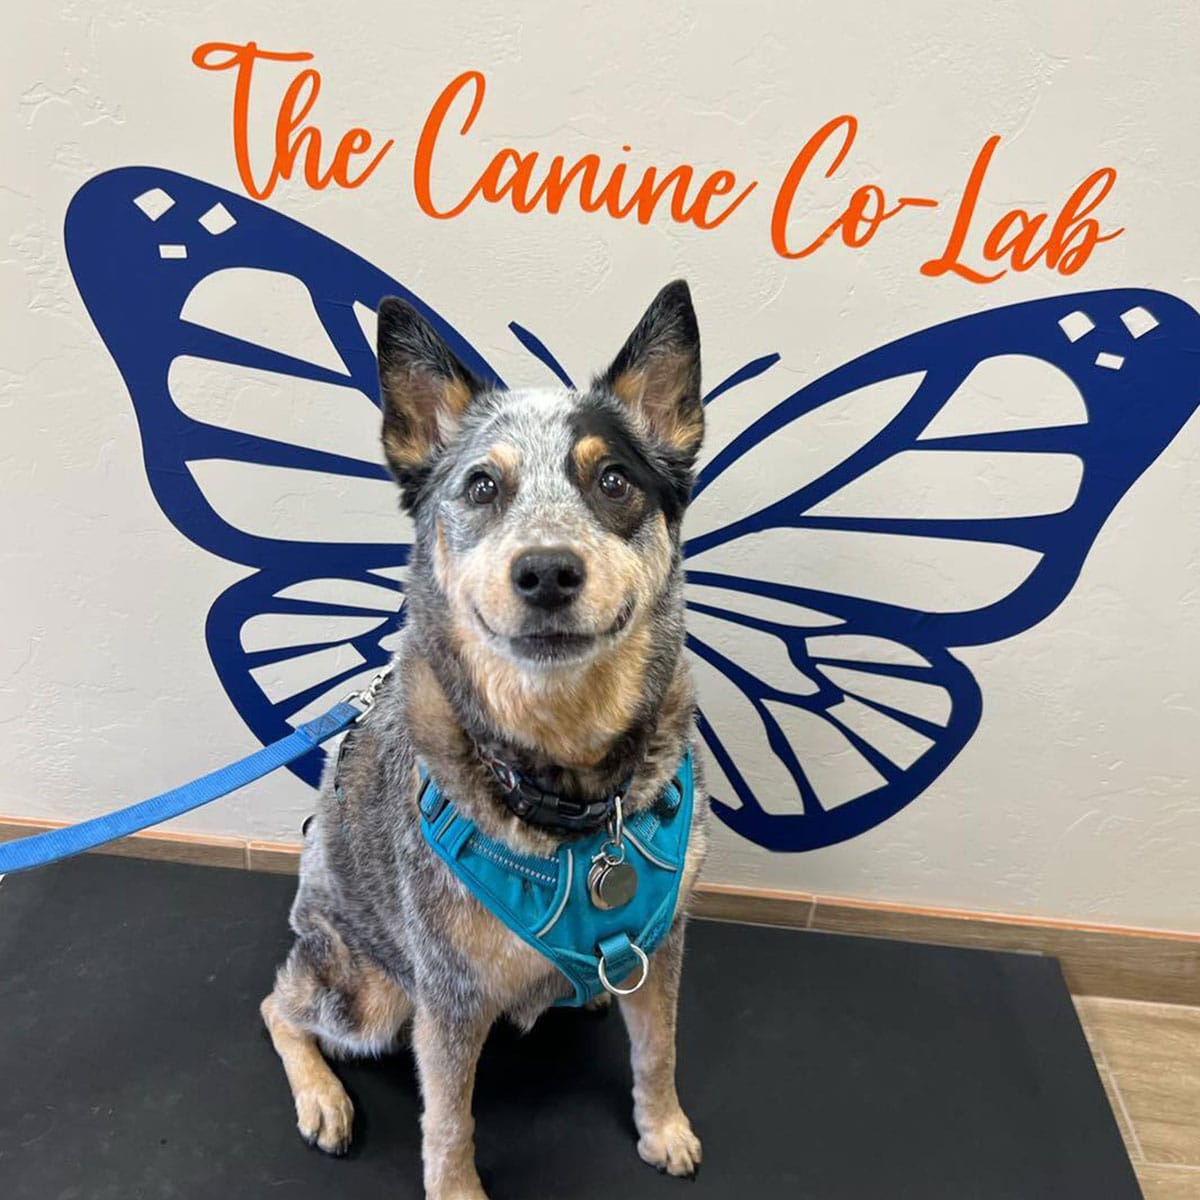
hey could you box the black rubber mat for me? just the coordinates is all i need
[0,855,1140,1199]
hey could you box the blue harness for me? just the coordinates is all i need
[418,748,695,1006]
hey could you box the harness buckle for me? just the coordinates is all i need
[417,775,446,822]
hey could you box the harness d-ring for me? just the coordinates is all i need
[597,942,649,996]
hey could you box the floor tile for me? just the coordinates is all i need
[1077,998,1200,1166]
[1135,1164,1200,1199]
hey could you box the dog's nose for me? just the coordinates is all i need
[510,548,587,609]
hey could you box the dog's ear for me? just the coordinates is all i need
[600,280,703,462]
[377,297,484,481]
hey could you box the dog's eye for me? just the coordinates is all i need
[466,472,498,505]
[598,467,632,501]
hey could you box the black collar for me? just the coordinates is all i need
[335,724,629,834]
[479,753,630,833]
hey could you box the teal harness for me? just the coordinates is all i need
[418,748,695,1006]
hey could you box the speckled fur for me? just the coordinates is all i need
[262,281,709,1198]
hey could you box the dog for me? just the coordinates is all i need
[261,280,710,1200]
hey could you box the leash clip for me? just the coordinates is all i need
[346,662,395,720]
[345,596,406,720]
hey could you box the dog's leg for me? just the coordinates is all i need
[618,925,702,1178]
[261,991,355,1155]
[261,929,412,1155]
[412,1003,492,1200]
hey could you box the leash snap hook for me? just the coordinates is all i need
[346,662,395,720]
[345,596,405,720]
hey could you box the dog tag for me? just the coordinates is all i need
[588,854,639,910]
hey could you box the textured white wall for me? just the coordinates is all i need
[2,0,1198,931]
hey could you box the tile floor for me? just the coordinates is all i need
[1075,997,1200,1198]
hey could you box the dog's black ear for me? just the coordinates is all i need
[377,297,484,481]
[600,280,703,462]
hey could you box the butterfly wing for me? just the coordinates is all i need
[65,166,501,780]
[205,567,407,786]
[683,578,983,852]
[686,290,1200,849]
[66,166,500,571]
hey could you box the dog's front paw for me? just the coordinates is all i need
[637,1111,702,1178]
[294,1077,355,1156]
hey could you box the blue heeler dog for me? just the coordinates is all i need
[261,281,710,1199]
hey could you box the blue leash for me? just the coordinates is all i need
[0,670,391,877]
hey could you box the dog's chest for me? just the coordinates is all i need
[446,891,556,1000]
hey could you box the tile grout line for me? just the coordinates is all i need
[1081,1012,1108,1070]
[1086,994,1200,1016]
[1103,1066,1146,1162]
[1138,1163,1200,1175]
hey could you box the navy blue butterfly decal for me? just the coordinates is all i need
[65,167,1200,851]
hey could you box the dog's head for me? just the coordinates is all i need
[377,282,702,742]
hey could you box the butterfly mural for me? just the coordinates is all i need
[65,167,1200,852]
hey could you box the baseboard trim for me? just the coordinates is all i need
[2,817,1195,1005]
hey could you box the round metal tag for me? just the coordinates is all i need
[587,859,639,910]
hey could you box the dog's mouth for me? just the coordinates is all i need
[476,597,636,663]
